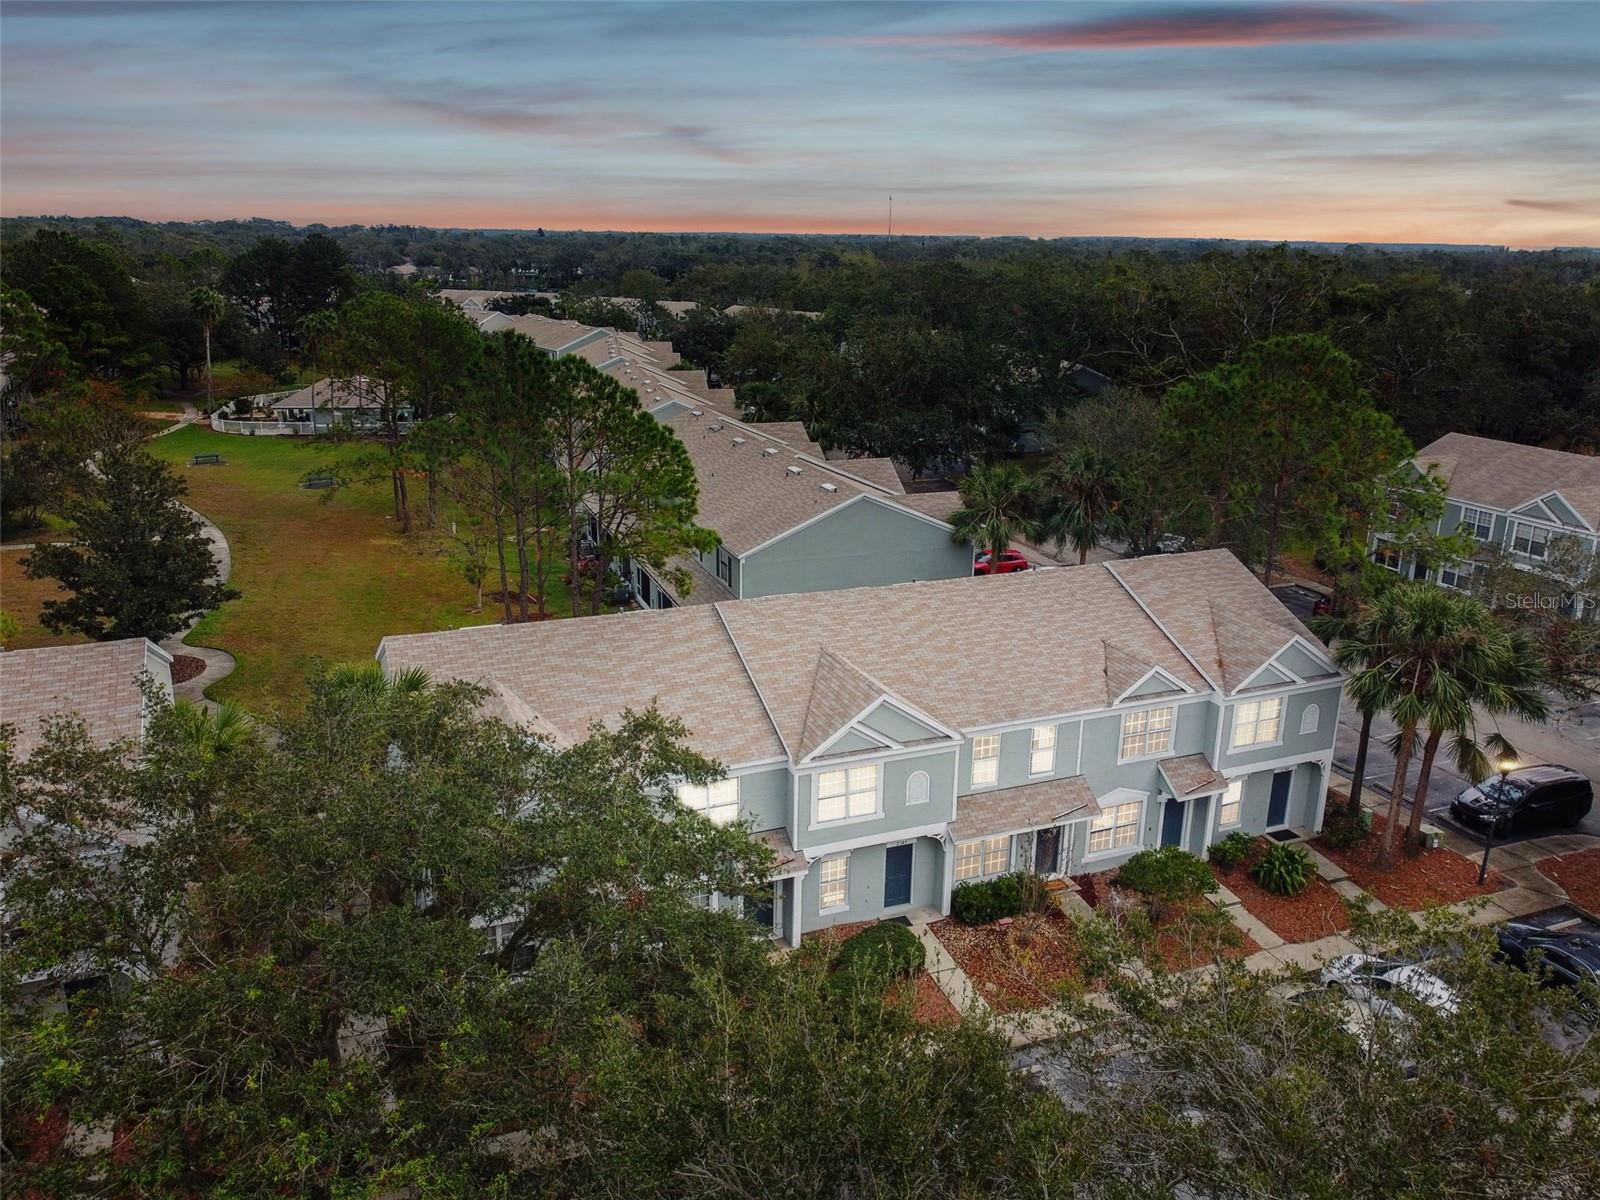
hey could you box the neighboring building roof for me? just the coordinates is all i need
[268,376,385,411]
[1413,432,1600,529]
[379,551,1337,769]
[723,304,822,320]
[439,289,515,308]
[0,639,172,757]
[948,776,1100,841]
[889,490,963,523]
[1159,753,1228,799]
[376,606,786,767]
[645,554,734,608]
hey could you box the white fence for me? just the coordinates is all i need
[210,418,316,436]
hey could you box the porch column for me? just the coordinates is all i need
[1313,757,1332,832]
[939,835,955,915]
[788,875,804,949]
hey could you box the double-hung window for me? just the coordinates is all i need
[1440,560,1478,591]
[1373,540,1402,572]
[1231,697,1284,750]
[1458,506,1492,541]
[1088,800,1143,855]
[1218,779,1243,828]
[1030,725,1057,775]
[1512,521,1550,560]
[816,765,877,823]
[971,734,1000,787]
[954,835,1011,882]
[677,777,739,826]
[1119,706,1174,760]
[819,856,849,910]
[715,546,734,586]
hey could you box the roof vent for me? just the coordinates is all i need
[690,409,703,418]
[761,447,779,456]
[709,423,723,432]
[818,482,838,493]
[786,465,803,476]
[731,436,746,446]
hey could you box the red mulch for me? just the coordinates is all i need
[1312,814,1502,910]
[1534,848,1600,913]
[802,920,875,952]
[1213,846,1351,944]
[170,654,207,684]
[893,969,960,1027]
[930,911,1091,1013]
[1080,878,1259,971]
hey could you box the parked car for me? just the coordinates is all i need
[1311,594,1333,617]
[975,549,1031,575]
[1320,953,1460,1017]
[1449,765,1593,835]
[1496,923,1600,990]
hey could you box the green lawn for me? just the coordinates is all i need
[148,427,543,715]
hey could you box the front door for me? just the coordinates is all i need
[883,843,913,908]
[1161,800,1185,847]
[1267,770,1293,828]
[1034,825,1062,875]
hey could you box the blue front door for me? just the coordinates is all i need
[1268,770,1293,827]
[1161,800,1185,847]
[884,843,913,908]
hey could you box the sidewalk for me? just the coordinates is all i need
[158,503,236,709]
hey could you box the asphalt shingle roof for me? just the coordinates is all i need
[947,776,1099,841]
[1414,432,1600,529]
[0,640,167,757]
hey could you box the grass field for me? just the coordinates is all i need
[140,426,517,714]
[1,549,81,649]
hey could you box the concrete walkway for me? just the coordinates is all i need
[159,503,236,710]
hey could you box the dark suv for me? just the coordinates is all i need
[1450,765,1593,835]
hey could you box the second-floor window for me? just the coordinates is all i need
[1030,725,1056,775]
[1512,521,1550,560]
[971,734,1000,786]
[954,835,1011,881]
[715,546,734,586]
[817,765,878,822]
[1231,697,1284,749]
[677,777,739,826]
[1119,706,1174,760]
[1459,506,1492,540]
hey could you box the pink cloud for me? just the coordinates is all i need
[855,4,1482,53]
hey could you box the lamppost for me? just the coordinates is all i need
[1478,756,1517,886]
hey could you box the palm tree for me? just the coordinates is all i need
[1040,447,1129,565]
[1316,607,1387,823]
[171,699,253,762]
[949,461,1041,575]
[187,287,227,411]
[297,309,339,426]
[324,661,431,697]
[1338,583,1548,869]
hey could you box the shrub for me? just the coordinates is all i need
[1207,831,1258,871]
[951,872,1026,924]
[1320,805,1372,851]
[832,922,925,995]
[1116,847,1216,905]
[1252,843,1314,896]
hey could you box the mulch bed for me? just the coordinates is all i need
[1533,848,1600,913]
[894,970,961,1027]
[801,920,875,952]
[1079,878,1259,971]
[930,911,1090,1013]
[1313,813,1502,910]
[1213,846,1351,944]
[170,654,207,684]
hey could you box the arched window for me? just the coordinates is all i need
[1299,704,1320,736]
[906,769,930,806]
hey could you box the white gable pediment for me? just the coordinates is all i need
[1233,635,1339,694]
[1113,666,1193,706]
[805,695,960,763]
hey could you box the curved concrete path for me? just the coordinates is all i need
[159,502,236,710]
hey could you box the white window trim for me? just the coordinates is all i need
[970,733,1000,789]
[905,769,931,806]
[1511,519,1552,560]
[1029,724,1057,777]
[1458,505,1493,540]
[954,834,1012,883]
[1216,779,1244,830]
[1116,705,1176,765]
[1229,697,1285,753]
[811,763,883,829]
[676,776,740,826]
[818,854,850,913]
[1081,791,1149,862]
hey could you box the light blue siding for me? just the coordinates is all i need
[736,767,790,832]
[1216,685,1341,771]
[799,836,944,930]
[739,498,971,599]
[792,749,956,853]
[859,703,946,744]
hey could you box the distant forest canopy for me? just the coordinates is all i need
[3,213,1597,461]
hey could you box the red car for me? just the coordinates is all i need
[975,549,1031,575]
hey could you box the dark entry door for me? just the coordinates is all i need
[1034,825,1061,875]
[884,844,913,908]
[1267,770,1293,827]
[1161,800,1185,847]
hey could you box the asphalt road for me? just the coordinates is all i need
[1270,586,1600,844]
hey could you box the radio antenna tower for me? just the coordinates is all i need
[888,195,893,238]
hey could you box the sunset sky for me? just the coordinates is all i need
[3,1,1596,247]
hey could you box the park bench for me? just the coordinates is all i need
[190,453,225,466]
[302,474,336,490]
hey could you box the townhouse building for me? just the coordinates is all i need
[377,550,1343,945]
[0,639,174,757]
[1376,432,1600,607]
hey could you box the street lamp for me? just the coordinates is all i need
[1478,756,1517,886]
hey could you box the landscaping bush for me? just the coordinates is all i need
[831,922,925,995]
[1207,831,1258,871]
[1252,843,1314,896]
[1320,805,1372,851]
[951,872,1026,924]
[1117,847,1216,903]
